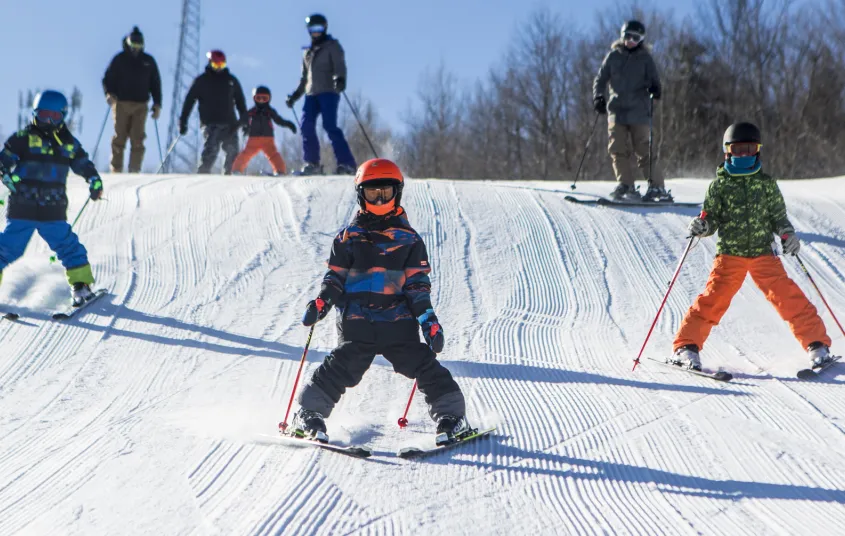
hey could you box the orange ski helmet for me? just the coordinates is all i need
[354,158,405,215]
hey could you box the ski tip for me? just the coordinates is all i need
[3,312,20,321]
[712,372,733,382]
[797,369,816,380]
[52,313,70,320]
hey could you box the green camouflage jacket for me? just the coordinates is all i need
[702,165,794,257]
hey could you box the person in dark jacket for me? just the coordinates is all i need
[287,158,471,446]
[179,50,248,174]
[285,13,356,175]
[102,26,162,173]
[0,91,103,307]
[593,20,672,203]
[232,86,297,175]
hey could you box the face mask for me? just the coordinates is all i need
[729,155,757,168]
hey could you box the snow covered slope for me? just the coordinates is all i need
[0,174,844,535]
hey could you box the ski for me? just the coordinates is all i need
[797,355,842,380]
[52,288,108,321]
[646,357,733,382]
[2,312,20,321]
[564,195,702,208]
[258,433,372,459]
[398,427,496,459]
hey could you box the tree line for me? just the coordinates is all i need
[286,0,844,181]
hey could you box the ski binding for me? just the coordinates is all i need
[646,357,733,382]
[797,355,841,380]
[52,288,108,320]
[398,427,496,459]
[260,432,372,459]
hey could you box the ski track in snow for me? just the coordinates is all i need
[0,175,844,534]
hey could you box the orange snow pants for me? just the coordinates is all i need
[674,254,831,351]
[232,136,286,174]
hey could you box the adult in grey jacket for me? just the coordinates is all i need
[593,20,672,202]
[286,13,356,175]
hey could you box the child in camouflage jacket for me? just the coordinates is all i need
[672,122,832,371]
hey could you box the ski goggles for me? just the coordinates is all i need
[254,94,270,104]
[725,142,761,157]
[308,24,326,34]
[361,184,396,204]
[35,109,64,125]
[210,60,227,71]
[127,40,144,51]
[622,32,644,44]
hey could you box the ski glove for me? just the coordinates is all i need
[106,94,116,106]
[418,309,445,354]
[2,173,20,194]
[179,122,188,136]
[593,96,607,115]
[688,216,710,237]
[333,76,346,93]
[285,90,303,109]
[781,231,800,255]
[302,298,332,326]
[151,105,162,120]
[282,119,297,134]
[88,176,104,201]
[649,86,661,100]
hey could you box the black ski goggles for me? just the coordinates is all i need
[361,184,396,204]
[622,32,644,44]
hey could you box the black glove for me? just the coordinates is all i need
[282,120,297,134]
[88,176,104,201]
[302,298,332,326]
[241,120,249,135]
[593,96,607,114]
[333,76,346,93]
[649,86,661,100]
[179,122,188,136]
[286,90,303,109]
[418,310,445,354]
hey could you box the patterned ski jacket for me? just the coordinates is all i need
[318,208,433,344]
[702,165,794,258]
[0,125,98,221]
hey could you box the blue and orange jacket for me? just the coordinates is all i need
[0,124,98,221]
[318,208,434,344]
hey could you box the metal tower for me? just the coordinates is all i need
[165,0,201,172]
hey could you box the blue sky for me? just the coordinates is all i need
[1,0,693,170]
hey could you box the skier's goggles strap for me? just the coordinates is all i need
[36,109,63,124]
[725,142,762,157]
[362,185,396,203]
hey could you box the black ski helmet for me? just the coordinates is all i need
[306,13,327,30]
[621,20,646,36]
[723,122,761,147]
[253,86,271,99]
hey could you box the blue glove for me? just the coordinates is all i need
[2,173,20,193]
[88,176,103,200]
[418,309,445,354]
[302,298,331,326]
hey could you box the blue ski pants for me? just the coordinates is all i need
[0,219,89,271]
[301,93,356,168]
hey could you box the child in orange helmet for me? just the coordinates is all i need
[232,86,296,175]
[289,158,471,445]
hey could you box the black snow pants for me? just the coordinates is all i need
[199,123,240,174]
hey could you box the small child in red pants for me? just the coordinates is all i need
[232,86,297,175]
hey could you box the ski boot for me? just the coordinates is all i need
[671,344,702,371]
[435,415,473,446]
[290,408,329,443]
[297,162,323,176]
[808,341,833,368]
[609,183,642,202]
[335,164,356,175]
[642,186,674,203]
[71,283,96,307]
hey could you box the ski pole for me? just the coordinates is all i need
[278,325,315,432]
[90,106,111,166]
[648,94,654,188]
[791,251,845,339]
[342,92,379,158]
[570,113,601,190]
[154,119,164,163]
[632,212,705,371]
[292,107,301,130]
[156,135,182,174]
[49,198,91,263]
[397,381,417,428]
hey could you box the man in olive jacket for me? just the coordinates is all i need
[286,13,356,175]
[102,26,162,173]
[593,20,671,202]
